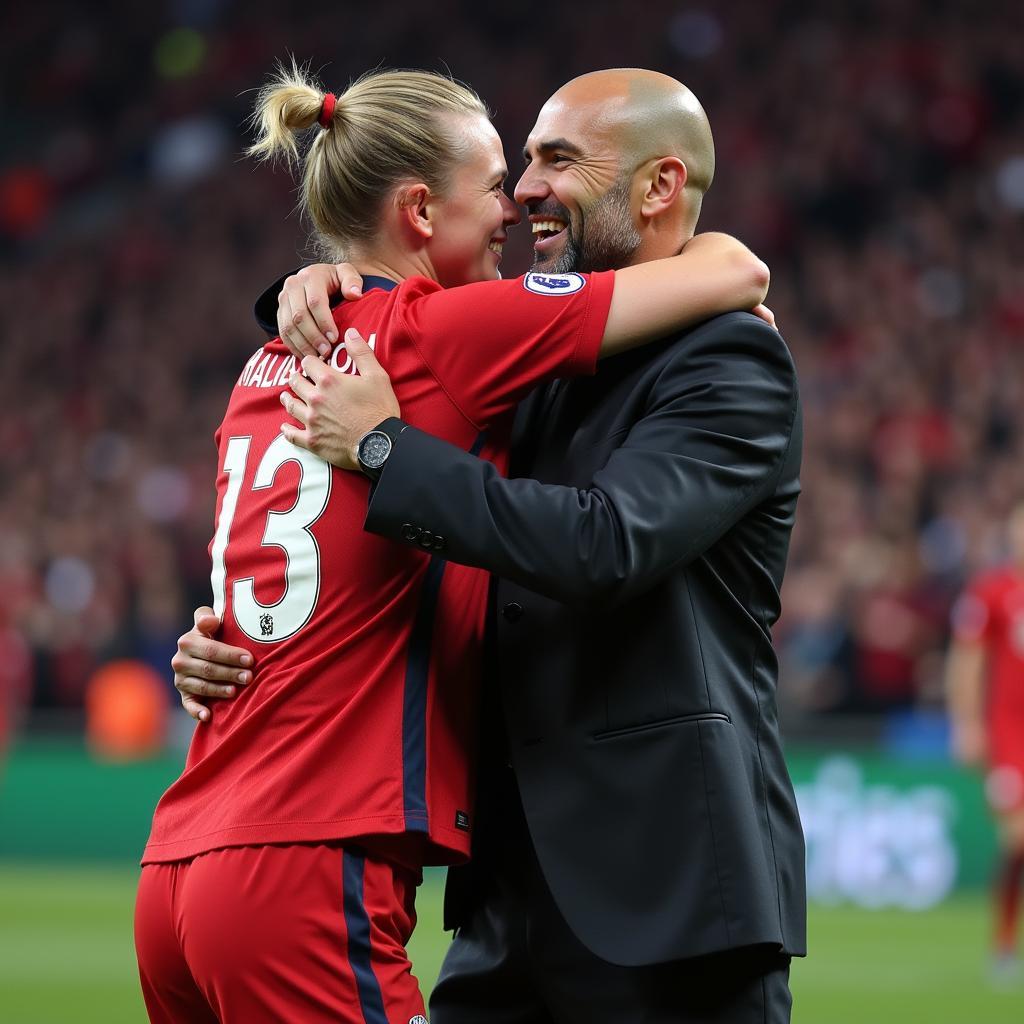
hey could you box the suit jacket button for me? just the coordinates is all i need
[402,523,421,542]
[432,535,446,551]
[417,530,436,550]
[502,602,524,622]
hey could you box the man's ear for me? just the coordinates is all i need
[396,183,434,240]
[639,157,687,219]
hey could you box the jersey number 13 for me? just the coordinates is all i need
[209,434,331,643]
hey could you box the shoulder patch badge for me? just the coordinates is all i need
[523,272,586,296]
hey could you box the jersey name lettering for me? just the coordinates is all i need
[237,334,379,389]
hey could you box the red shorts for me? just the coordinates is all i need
[134,843,426,1024]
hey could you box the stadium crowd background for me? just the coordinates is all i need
[1,0,1023,738]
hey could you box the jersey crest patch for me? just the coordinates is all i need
[523,272,586,296]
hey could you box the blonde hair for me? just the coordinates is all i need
[249,61,489,259]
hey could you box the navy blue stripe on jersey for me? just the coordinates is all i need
[402,554,445,832]
[361,275,399,293]
[401,430,488,832]
[342,851,388,1024]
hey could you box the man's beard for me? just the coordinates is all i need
[532,176,641,275]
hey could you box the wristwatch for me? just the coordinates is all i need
[356,417,407,482]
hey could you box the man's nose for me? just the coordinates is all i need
[513,167,547,207]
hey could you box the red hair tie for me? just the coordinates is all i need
[319,92,337,128]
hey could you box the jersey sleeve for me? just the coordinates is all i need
[951,577,997,644]
[393,271,616,429]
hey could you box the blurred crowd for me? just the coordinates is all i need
[1,0,1022,731]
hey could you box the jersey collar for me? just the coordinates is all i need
[361,275,398,292]
[255,271,400,339]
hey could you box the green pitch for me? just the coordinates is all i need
[0,864,1021,1023]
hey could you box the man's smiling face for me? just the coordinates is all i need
[514,88,642,275]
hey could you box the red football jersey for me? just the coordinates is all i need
[143,271,615,866]
[952,566,1024,723]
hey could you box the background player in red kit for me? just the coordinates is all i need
[133,63,771,1023]
[948,501,1024,977]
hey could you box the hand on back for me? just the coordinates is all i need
[280,333,400,469]
[172,607,254,722]
[277,263,364,360]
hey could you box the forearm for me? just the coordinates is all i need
[600,233,769,357]
[368,439,638,607]
[367,319,797,608]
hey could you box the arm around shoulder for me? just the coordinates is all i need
[367,314,798,608]
[599,234,770,357]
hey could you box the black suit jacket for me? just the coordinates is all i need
[367,311,806,966]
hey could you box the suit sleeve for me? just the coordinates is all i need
[253,270,301,337]
[364,318,800,608]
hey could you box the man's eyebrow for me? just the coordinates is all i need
[522,138,585,163]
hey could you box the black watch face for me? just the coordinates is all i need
[359,431,392,470]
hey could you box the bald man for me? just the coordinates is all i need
[519,69,715,277]
[181,70,806,1022]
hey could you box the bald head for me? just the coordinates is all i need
[551,69,715,194]
[517,68,716,270]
